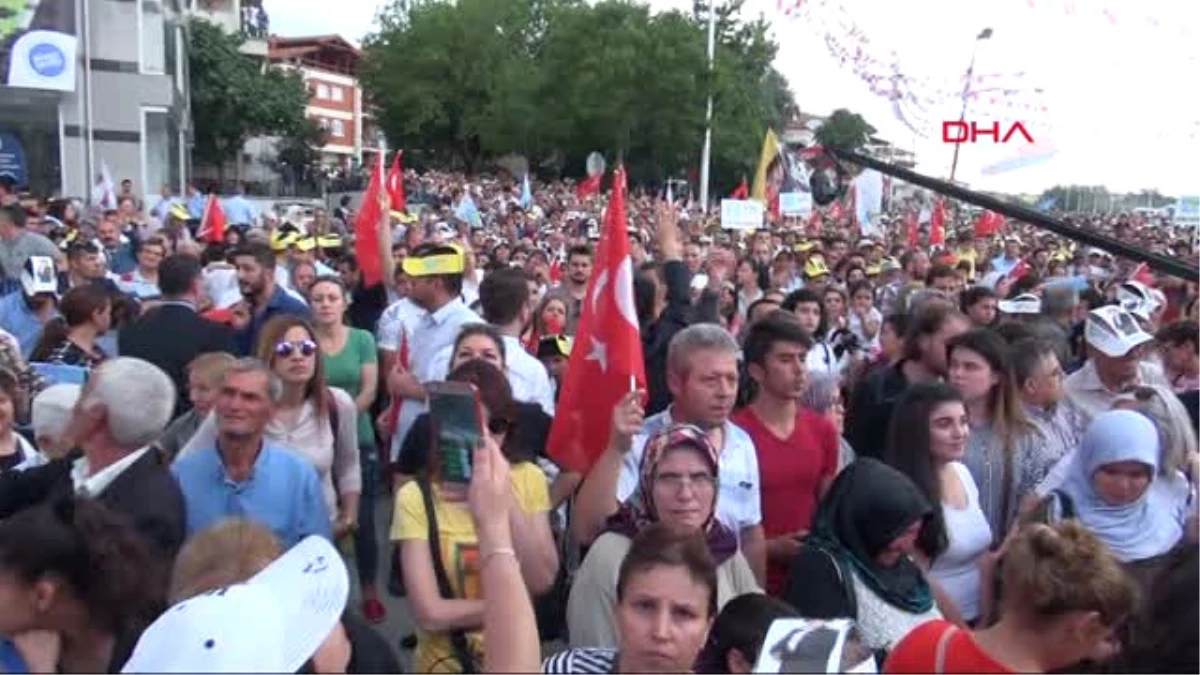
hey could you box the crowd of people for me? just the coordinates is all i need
[0,167,1196,674]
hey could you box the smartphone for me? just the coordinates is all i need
[427,381,484,484]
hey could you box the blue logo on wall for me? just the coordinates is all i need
[28,43,67,78]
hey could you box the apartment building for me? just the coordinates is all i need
[0,0,268,201]
[268,35,380,170]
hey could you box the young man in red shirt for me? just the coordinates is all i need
[732,310,840,596]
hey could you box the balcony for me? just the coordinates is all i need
[189,0,269,56]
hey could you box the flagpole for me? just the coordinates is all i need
[698,2,717,213]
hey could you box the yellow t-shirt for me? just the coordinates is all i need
[390,462,551,673]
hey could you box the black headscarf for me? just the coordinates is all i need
[807,458,935,613]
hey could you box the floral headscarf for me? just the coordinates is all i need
[604,423,738,564]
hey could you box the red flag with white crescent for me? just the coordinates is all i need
[385,151,406,212]
[353,154,385,287]
[547,166,646,475]
[906,210,919,247]
[930,198,946,246]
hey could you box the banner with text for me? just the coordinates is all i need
[721,199,765,230]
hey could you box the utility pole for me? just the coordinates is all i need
[698,1,717,212]
[948,28,993,182]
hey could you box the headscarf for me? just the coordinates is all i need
[1060,409,1184,562]
[806,458,935,614]
[604,423,738,565]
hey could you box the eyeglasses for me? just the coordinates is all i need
[654,471,717,492]
[275,339,317,358]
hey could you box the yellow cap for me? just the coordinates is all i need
[293,236,318,252]
[170,203,190,221]
[317,235,344,249]
[804,258,831,278]
[270,231,299,252]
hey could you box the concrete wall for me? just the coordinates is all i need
[60,0,189,201]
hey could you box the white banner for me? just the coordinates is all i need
[854,170,884,237]
[1175,195,1199,226]
[779,192,813,216]
[721,199,765,230]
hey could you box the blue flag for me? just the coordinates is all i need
[520,174,533,210]
[455,193,483,228]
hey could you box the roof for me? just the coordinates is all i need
[268,34,360,68]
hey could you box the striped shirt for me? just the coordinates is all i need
[542,648,618,674]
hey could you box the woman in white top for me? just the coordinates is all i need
[884,382,993,625]
[847,281,883,358]
[178,315,361,537]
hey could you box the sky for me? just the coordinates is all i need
[267,0,1200,196]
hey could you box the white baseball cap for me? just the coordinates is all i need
[1116,281,1160,321]
[1084,305,1154,358]
[997,293,1042,315]
[121,536,349,673]
[20,256,59,297]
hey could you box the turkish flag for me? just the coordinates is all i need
[1129,263,1156,287]
[731,178,749,200]
[930,198,946,246]
[353,154,386,287]
[974,210,1003,238]
[385,151,406,212]
[1009,259,1032,281]
[199,195,226,244]
[576,172,603,199]
[906,211,920,247]
[547,166,646,474]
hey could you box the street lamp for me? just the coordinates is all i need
[948,28,993,182]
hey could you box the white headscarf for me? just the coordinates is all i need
[1062,410,1185,562]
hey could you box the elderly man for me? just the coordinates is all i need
[171,358,329,547]
[0,358,186,556]
[30,383,82,460]
[1064,305,1171,423]
[572,323,767,584]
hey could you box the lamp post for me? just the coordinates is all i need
[948,28,993,183]
[698,2,717,212]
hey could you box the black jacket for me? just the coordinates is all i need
[0,450,187,557]
[844,360,911,460]
[642,260,696,416]
[118,302,238,415]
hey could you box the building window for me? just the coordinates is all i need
[316,117,330,131]
[142,108,172,200]
[316,84,330,100]
[331,86,344,102]
[141,0,167,74]
[331,119,345,138]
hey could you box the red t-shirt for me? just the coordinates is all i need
[885,620,1015,674]
[731,406,838,595]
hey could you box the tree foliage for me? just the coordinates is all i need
[188,19,312,172]
[1037,185,1176,212]
[814,108,877,152]
[360,0,796,190]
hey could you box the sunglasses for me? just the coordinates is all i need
[275,339,317,358]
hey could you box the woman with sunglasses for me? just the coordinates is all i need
[390,357,559,673]
[176,315,361,549]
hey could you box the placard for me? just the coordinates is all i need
[779,192,812,216]
[721,199,765,230]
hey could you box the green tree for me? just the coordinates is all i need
[361,0,796,189]
[188,18,312,176]
[814,108,877,152]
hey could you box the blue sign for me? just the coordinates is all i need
[27,42,67,78]
[0,134,28,187]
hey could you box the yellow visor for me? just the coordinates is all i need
[293,237,318,252]
[270,231,299,251]
[402,250,466,277]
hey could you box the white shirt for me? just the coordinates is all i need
[425,333,556,416]
[1064,359,1171,424]
[375,297,423,352]
[8,434,46,472]
[71,447,151,497]
[617,408,762,534]
[388,299,482,461]
[929,462,992,622]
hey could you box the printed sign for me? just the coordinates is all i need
[721,199,765,230]
[1175,195,1199,226]
[0,134,27,186]
[1,1,78,92]
[753,618,877,674]
[779,192,813,217]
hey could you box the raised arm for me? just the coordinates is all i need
[569,389,645,545]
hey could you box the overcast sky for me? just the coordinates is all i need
[267,0,1200,196]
